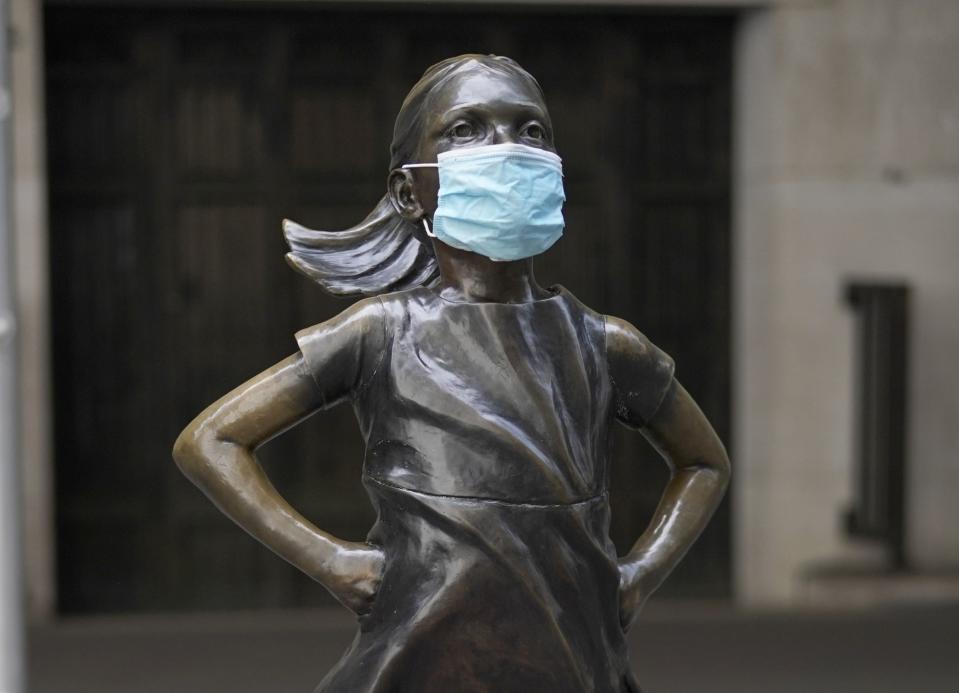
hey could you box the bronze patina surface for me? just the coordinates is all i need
[173,55,730,692]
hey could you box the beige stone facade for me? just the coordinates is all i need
[735,0,959,603]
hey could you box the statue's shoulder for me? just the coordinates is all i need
[549,285,607,336]
[298,288,432,337]
[295,295,386,352]
[373,286,438,316]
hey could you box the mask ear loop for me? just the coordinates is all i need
[400,163,439,240]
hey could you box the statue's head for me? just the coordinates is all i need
[285,55,560,296]
[386,55,559,252]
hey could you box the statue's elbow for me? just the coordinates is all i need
[172,425,208,483]
[173,419,240,491]
[715,447,732,494]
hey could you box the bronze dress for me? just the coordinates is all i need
[295,285,674,693]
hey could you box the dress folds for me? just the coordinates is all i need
[294,286,673,693]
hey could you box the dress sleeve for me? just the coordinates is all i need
[294,296,387,410]
[605,314,676,429]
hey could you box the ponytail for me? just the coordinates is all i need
[284,54,542,297]
[284,195,438,297]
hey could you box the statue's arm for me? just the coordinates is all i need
[172,300,386,615]
[606,315,731,631]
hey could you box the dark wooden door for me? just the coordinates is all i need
[47,5,733,613]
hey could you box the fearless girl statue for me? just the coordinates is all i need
[174,54,730,693]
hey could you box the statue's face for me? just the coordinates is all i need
[411,66,555,219]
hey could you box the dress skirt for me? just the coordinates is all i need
[315,477,642,693]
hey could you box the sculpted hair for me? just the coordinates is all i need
[283,54,545,297]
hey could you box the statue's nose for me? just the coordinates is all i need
[491,123,520,145]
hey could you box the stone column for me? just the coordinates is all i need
[0,0,25,688]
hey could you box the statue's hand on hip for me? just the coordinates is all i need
[324,541,386,616]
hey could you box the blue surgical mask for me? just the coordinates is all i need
[403,143,566,262]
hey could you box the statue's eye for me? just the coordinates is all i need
[524,123,546,140]
[450,122,474,139]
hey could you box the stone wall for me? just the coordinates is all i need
[11,0,53,621]
[734,0,959,603]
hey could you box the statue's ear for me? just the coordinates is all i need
[388,169,423,223]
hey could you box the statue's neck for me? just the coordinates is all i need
[433,243,548,305]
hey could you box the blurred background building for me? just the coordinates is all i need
[2,0,958,691]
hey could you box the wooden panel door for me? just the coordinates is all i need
[46,6,733,612]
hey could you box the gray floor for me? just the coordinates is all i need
[28,602,959,693]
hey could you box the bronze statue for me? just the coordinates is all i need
[173,55,730,692]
